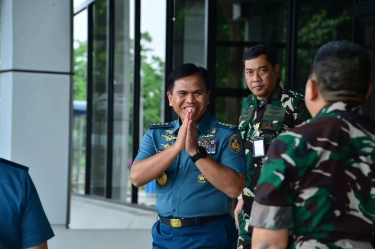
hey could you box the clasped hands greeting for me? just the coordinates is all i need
[173,109,200,157]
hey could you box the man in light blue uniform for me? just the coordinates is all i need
[0,158,55,249]
[131,63,246,249]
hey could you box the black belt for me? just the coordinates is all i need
[159,214,228,228]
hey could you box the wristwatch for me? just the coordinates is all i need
[190,146,208,163]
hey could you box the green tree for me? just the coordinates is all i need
[73,40,88,100]
[295,8,351,92]
[140,32,165,131]
[73,31,165,131]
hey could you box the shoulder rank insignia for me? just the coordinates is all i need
[229,134,242,153]
[149,122,172,129]
[215,121,237,130]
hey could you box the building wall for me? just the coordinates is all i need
[0,0,72,225]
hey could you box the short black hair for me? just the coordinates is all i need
[167,63,210,93]
[243,44,278,67]
[310,40,371,101]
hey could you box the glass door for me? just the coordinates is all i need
[354,0,375,120]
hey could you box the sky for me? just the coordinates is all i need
[74,0,166,61]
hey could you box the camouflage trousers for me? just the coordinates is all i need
[237,187,254,249]
[237,190,255,249]
[237,211,252,249]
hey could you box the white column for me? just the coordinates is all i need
[0,0,72,225]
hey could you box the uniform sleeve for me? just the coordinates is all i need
[21,174,54,248]
[134,129,157,161]
[249,138,296,230]
[218,131,246,175]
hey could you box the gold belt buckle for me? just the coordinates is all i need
[170,218,182,228]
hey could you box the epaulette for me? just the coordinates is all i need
[215,121,238,130]
[149,122,173,129]
[0,158,29,171]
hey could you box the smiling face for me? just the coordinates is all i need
[167,74,210,123]
[244,54,280,100]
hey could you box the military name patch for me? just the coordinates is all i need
[229,134,242,153]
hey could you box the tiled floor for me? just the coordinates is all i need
[48,195,156,249]
[68,195,157,229]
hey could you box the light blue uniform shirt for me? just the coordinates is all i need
[135,112,246,218]
[0,158,55,249]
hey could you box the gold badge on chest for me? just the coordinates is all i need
[157,172,168,185]
[198,174,206,183]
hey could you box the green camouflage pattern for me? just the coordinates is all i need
[237,82,310,249]
[250,101,375,248]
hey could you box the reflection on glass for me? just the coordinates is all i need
[174,0,206,67]
[216,1,287,123]
[137,0,166,206]
[74,0,88,9]
[360,24,375,120]
[296,1,353,93]
[72,9,88,195]
[91,0,108,197]
[111,0,134,202]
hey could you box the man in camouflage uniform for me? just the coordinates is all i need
[235,44,310,249]
[250,40,375,248]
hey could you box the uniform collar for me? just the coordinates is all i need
[316,101,363,117]
[196,112,212,134]
[268,80,284,103]
[249,80,284,107]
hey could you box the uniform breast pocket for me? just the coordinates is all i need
[260,119,282,132]
[240,107,254,122]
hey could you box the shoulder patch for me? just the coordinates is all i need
[215,121,238,130]
[0,158,29,171]
[149,122,173,129]
[229,134,242,153]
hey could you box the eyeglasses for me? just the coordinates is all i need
[244,67,269,77]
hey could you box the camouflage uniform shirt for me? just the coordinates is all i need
[250,101,375,248]
[237,81,310,248]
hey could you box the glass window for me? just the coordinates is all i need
[216,45,245,123]
[137,0,166,206]
[111,0,135,202]
[74,0,88,9]
[174,0,206,67]
[216,1,288,123]
[356,20,375,120]
[72,9,88,195]
[295,0,353,93]
[91,0,108,197]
